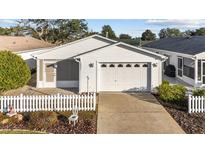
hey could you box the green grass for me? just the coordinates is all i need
[0,130,46,134]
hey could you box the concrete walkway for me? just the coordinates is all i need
[97,92,184,134]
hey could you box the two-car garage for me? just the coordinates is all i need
[99,62,151,91]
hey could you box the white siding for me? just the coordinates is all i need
[78,45,162,92]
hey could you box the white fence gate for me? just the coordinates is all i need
[188,95,205,113]
[0,93,96,113]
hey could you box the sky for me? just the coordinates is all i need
[1,19,205,37]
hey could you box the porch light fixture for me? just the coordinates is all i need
[89,63,94,68]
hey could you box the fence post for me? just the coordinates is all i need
[94,93,96,110]
[19,94,23,112]
[188,94,191,113]
[57,93,60,111]
[0,96,2,113]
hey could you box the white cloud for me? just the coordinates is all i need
[146,19,205,28]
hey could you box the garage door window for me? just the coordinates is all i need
[134,64,140,67]
[101,64,107,68]
[142,64,148,67]
[118,64,123,67]
[110,64,115,67]
[126,64,132,67]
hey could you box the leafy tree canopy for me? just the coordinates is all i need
[18,19,88,44]
[119,33,132,39]
[158,28,182,39]
[141,29,156,41]
[101,25,116,39]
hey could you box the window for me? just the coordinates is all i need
[183,57,194,79]
[178,57,183,77]
[126,64,132,67]
[198,60,201,81]
[134,64,140,67]
[142,64,148,67]
[109,64,115,67]
[101,64,106,68]
[118,64,123,67]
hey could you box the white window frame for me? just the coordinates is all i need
[177,57,183,78]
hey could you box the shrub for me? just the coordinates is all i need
[28,112,58,129]
[0,51,31,92]
[192,89,205,96]
[164,64,176,77]
[157,81,187,103]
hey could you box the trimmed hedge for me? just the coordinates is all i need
[0,51,31,92]
[157,80,187,103]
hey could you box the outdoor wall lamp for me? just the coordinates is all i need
[89,63,94,68]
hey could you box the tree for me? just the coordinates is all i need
[101,25,116,39]
[194,28,205,36]
[18,19,88,44]
[158,28,182,39]
[119,34,132,39]
[0,51,31,92]
[141,29,156,41]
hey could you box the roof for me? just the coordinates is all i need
[143,36,205,55]
[34,34,166,60]
[33,34,117,59]
[0,35,55,52]
[75,41,167,60]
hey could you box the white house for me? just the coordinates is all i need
[33,34,166,93]
[0,35,54,69]
[143,36,205,87]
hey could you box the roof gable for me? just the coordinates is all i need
[75,42,166,60]
[34,35,116,59]
[143,36,205,55]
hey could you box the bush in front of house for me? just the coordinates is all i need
[27,112,58,130]
[157,80,187,103]
[164,64,176,77]
[0,51,31,92]
[192,89,205,96]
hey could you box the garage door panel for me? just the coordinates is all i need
[100,65,116,91]
[100,63,150,91]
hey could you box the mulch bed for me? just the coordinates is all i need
[0,112,97,134]
[154,94,205,134]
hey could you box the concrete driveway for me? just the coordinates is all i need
[97,92,184,134]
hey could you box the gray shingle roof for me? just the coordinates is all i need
[143,36,205,55]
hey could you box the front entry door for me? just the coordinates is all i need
[44,62,56,87]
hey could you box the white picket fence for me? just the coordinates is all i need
[188,95,205,113]
[0,93,96,113]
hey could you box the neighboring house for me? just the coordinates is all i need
[0,36,54,69]
[32,34,166,93]
[143,36,205,87]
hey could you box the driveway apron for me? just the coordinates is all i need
[97,92,184,134]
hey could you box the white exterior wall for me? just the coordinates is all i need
[78,45,162,92]
[146,48,195,86]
